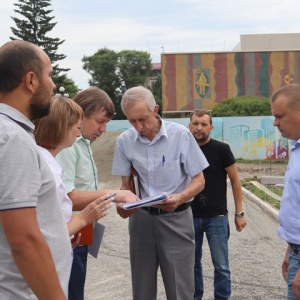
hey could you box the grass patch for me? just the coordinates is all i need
[236,158,288,165]
[241,181,281,210]
[265,185,283,197]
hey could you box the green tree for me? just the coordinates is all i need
[211,96,271,117]
[82,48,152,119]
[54,75,80,99]
[82,48,123,118]
[10,0,69,85]
[151,74,162,116]
[118,50,152,93]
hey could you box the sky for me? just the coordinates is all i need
[1,0,300,89]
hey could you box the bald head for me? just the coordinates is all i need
[0,40,45,93]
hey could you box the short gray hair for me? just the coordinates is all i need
[121,86,156,114]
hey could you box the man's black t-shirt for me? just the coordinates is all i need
[191,139,235,217]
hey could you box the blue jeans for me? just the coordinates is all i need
[68,245,88,300]
[287,243,300,300]
[193,215,231,300]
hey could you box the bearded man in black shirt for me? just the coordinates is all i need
[189,109,247,300]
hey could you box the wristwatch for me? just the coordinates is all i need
[235,211,244,218]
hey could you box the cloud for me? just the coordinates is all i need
[53,19,145,45]
[58,59,91,89]
[2,0,300,89]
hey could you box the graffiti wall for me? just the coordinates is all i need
[161,51,300,111]
[222,116,288,160]
[107,116,289,160]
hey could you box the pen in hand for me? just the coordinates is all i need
[103,193,117,201]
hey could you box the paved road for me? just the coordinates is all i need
[85,185,287,300]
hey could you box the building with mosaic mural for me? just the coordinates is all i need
[161,33,300,115]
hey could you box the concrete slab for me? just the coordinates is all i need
[250,181,282,201]
[260,176,284,185]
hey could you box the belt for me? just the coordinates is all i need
[141,202,190,215]
[289,242,300,248]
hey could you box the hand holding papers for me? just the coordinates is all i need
[122,193,168,210]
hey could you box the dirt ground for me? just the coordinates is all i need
[91,131,287,184]
[88,131,287,300]
[236,161,287,180]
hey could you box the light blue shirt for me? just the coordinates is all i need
[112,118,208,200]
[56,136,98,193]
[278,139,300,244]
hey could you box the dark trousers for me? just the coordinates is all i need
[68,245,88,300]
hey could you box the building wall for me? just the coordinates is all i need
[162,51,300,112]
[240,33,300,51]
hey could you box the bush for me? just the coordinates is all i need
[212,96,271,117]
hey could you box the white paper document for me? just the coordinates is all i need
[122,193,168,210]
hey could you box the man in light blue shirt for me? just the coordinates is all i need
[271,83,300,300]
[112,86,209,300]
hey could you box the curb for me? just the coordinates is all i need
[249,181,281,201]
[241,186,279,221]
[227,181,279,221]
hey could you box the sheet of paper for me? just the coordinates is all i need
[88,222,105,259]
[121,193,167,210]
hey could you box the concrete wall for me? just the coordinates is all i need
[240,33,300,51]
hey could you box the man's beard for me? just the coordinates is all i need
[194,133,209,144]
[30,86,51,120]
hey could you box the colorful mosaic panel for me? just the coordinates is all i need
[162,51,300,111]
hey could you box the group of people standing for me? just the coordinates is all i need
[0,40,138,300]
[0,39,299,300]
